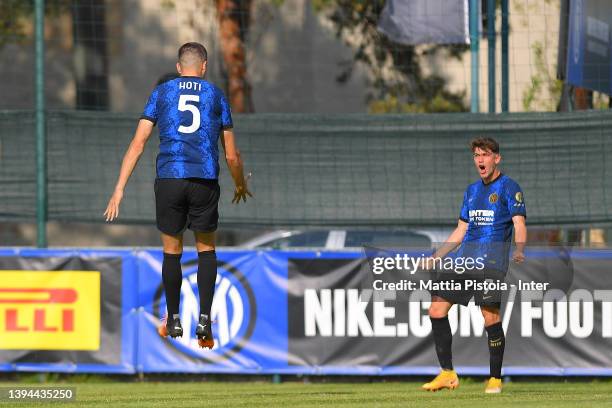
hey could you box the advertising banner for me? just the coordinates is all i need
[135,250,289,373]
[0,249,138,373]
[286,249,612,375]
[567,0,612,94]
[1,248,611,375]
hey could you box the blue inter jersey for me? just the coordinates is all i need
[141,76,233,179]
[456,174,526,273]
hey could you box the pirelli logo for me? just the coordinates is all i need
[0,271,100,350]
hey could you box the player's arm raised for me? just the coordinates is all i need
[512,215,527,263]
[220,129,252,203]
[104,119,155,221]
[425,220,468,269]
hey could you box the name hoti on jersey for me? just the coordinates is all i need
[178,81,202,91]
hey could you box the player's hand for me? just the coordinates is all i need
[512,250,525,264]
[232,184,253,204]
[104,189,123,222]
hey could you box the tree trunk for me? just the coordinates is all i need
[573,87,593,110]
[216,0,253,113]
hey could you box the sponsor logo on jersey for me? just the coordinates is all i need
[469,209,495,226]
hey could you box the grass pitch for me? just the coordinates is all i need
[0,380,611,407]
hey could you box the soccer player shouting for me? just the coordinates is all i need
[422,137,526,393]
[104,42,251,349]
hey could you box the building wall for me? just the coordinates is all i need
[424,0,563,112]
[0,0,369,113]
[0,1,567,114]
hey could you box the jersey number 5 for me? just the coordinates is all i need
[177,94,200,133]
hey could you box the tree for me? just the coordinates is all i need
[0,0,31,49]
[215,0,254,113]
[0,0,67,49]
[312,0,468,113]
[163,0,255,112]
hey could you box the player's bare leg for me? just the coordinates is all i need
[482,306,504,393]
[158,233,184,338]
[195,231,216,349]
[423,297,459,391]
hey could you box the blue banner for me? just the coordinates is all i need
[1,248,612,375]
[136,249,289,373]
[566,0,612,94]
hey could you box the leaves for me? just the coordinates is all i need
[0,0,70,49]
[313,0,468,113]
[522,41,563,111]
[0,0,33,48]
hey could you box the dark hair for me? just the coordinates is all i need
[178,42,208,62]
[470,137,499,154]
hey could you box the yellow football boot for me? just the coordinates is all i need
[421,369,459,392]
[485,377,503,394]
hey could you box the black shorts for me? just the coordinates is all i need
[154,178,220,235]
[430,268,505,309]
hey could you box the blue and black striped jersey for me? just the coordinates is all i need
[141,76,233,179]
[457,174,526,272]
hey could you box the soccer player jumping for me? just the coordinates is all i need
[103,42,251,349]
[422,137,526,394]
